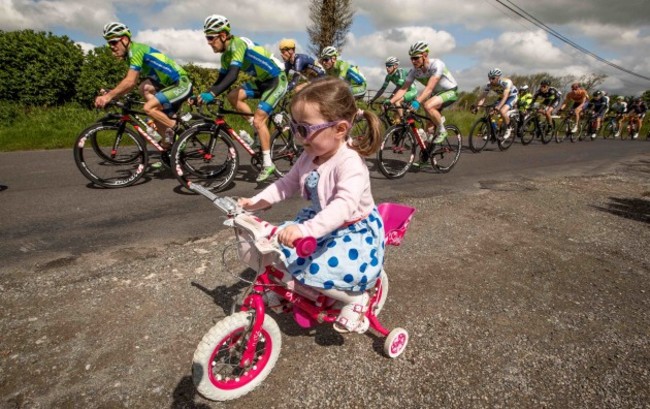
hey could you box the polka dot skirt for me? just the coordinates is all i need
[280,207,386,292]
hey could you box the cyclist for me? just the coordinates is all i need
[585,90,609,139]
[625,97,648,139]
[517,85,533,111]
[474,68,518,140]
[559,82,589,133]
[530,79,561,130]
[94,22,193,156]
[278,38,325,93]
[195,14,288,183]
[368,57,418,123]
[388,41,459,144]
[609,96,628,138]
[319,46,367,99]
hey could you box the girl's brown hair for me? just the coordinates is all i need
[290,77,381,156]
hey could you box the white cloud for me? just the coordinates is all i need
[134,29,218,67]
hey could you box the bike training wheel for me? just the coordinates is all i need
[73,122,148,188]
[468,118,490,153]
[270,126,302,177]
[377,125,417,179]
[171,123,239,192]
[520,117,536,145]
[431,124,462,172]
[192,312,281,401]
[540,120,554,144]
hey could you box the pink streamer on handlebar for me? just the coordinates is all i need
[294,237,317,257]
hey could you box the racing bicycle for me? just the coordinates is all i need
[376,104,462,179]
[468,104,518,152]
[73,95,195,188]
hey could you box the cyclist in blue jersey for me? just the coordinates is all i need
[585,90,609,139]
[278,39,325,93]
[474,68,518,140]
[195,14,288,183]
[95,22,193,151]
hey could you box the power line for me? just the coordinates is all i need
[495,0,650,82]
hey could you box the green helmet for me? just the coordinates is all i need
[320,46,338,58]
[103,22,131,40]
[203,14,230,34]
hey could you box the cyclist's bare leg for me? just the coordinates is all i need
[544,106,554,125]
[140,80,176,147]
[253,110,271,151]
[498,103,510,127]
[424,96,445,129]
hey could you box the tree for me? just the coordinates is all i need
[75,46,128,107]
[306,0,355,57]
[182,63,219,96]
[0,30,84,106]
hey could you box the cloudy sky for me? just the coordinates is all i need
[2,0,650,95]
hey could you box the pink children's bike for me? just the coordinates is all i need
[189,183,416,401]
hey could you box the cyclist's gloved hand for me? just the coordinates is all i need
[410,100,420,111]
[199,92,215,105]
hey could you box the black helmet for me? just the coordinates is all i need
[540,79,551,86]
[593,90,603,97]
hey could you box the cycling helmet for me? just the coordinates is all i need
[385,56,399,66]
[617,95,624,101]
[320,46,338,58]
[203,14,230,34]
[279,38,296,50]
[520,84,529,92]
[540,79,551,86]
[408,41,429,56]
[593,90,603,97]
[488,68,502,78]
[103,22,131,40]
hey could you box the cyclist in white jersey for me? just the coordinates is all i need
[474,68,519,140]
[388,41,459,144]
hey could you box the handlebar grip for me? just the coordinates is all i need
[294,237,317,257]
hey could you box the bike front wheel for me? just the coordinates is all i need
[468,118,490,153]
[192,312,281,401]
[431,125,462,172]
[172,123,239,192]
[540,120,554,144]
[377,125,417,179]
[73,122,148,188]
[520,117,536,145]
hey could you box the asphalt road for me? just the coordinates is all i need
[1,138,648,270]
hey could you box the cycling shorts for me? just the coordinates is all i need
[542,98,560,109]
[351,82,367,100]
[571,101,588,111]
[153,76,193,115]
[503,93,518,110]
[431,88,459,110]
[242,72,288,115]
[593,105,608,118]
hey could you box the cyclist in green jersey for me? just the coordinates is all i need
[389,41,459,144]
[319,46,367,99]
[95,22,193,151]
[195,14,288,182]
[369,57,418,122]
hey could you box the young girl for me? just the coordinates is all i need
[239,77,384,333]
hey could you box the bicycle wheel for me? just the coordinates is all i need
[540,120,554,144]
[192,311,281,401]
[468,118,490,152]
[73,122,148,188]
[520,117,536,145]
[377,125,417,179]
[431,125,461,172]
[270,127,302,177]
[603,122,616,139]
[349,115,369,147]
[498,122,516,151]
[172,123,239,192]
[555,119,567,143]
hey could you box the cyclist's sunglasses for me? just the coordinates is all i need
[320,57,332,63]
[280,47,293,52]
[107,39,121,46]
[289,119,344,141]
[410,55,423,61]
[488,76,497,80]
[571,86,579,90]
[205,35,217,42]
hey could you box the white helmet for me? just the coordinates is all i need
[385,56,399,66]
[488,68,502,77]
[203,14,230,34]
[520,84,529,91]
[408,41,429,56]
[103,22,131,40]
[320,46,338,58]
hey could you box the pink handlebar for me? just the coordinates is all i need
[294,237,317,257]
